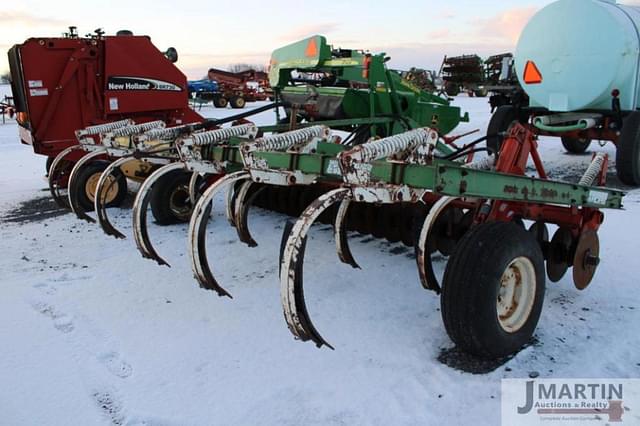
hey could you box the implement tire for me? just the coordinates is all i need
[441,221,545,359]
[72,160,127,212]
[150,169,194,225]
[561,136,591,154]
[616,111,640,186]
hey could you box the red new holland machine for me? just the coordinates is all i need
[7,27,216,223]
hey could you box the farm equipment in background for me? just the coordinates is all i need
[187,79,221,108]
[483,53,528,112]
[488,0,640,186]
[6,27,215,224]
[7,27,203,163]
[439,53,528,111]
[440,55,486,97]
[401,68,439,93]
[188,68,272,109]
[0,95,15,124]
[270,36,467,139]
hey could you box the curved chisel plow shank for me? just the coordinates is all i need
[280,123,625,357]
[132,124,259,267]
[48,119,133,208]
[187,125,333,296]
[68,120,169,222]
[184,124,482,297]
[94,122,206,239]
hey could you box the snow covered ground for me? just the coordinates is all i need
[1,83,639,425]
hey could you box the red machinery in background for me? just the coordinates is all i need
[206,68,271,108]
[7,27,203,163]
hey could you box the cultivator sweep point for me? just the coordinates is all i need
[278,123,624,355]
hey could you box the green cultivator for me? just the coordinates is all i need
[275,123,624,357]
[121,35,469,267]
[46,35,627,359]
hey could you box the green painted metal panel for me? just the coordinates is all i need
[269,35,331,87]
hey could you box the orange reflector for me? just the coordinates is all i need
[17,112,28,125]
[305,38,318,58]
[523,60,543,84]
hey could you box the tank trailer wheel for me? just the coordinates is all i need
[441,221,545,359]
[71,160,127,212]
[149,169,194,225]
[617,111,640,186]
[561,136,592,154]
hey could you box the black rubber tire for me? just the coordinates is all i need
[616,111,640,186]
[149,169,193,225]
[445,82,459,97]
[213,97,228,108]
[561,136,591,154]
[230,96,246,109]
[474,88,488,98]
[441,221,545,359]
[487,105,519,155]
[72,160,127,212]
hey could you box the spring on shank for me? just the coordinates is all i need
[109,121,165,137]
[191,124,256,146]
[138,123,199,142]
[579,153,606,186]
[250,125,329,152]
[76,119,133,137]
[354,128,433,163]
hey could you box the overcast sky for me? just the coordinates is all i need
[2,0,639,79]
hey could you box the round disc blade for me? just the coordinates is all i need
[573,230,600,290]
[547,227,573,283]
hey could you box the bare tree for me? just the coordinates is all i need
[0,71,11,84]
[228,63,266,73]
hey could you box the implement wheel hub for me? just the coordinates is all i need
[169,184,192,221]
[497,256,537,333]
[86,172,119,204]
